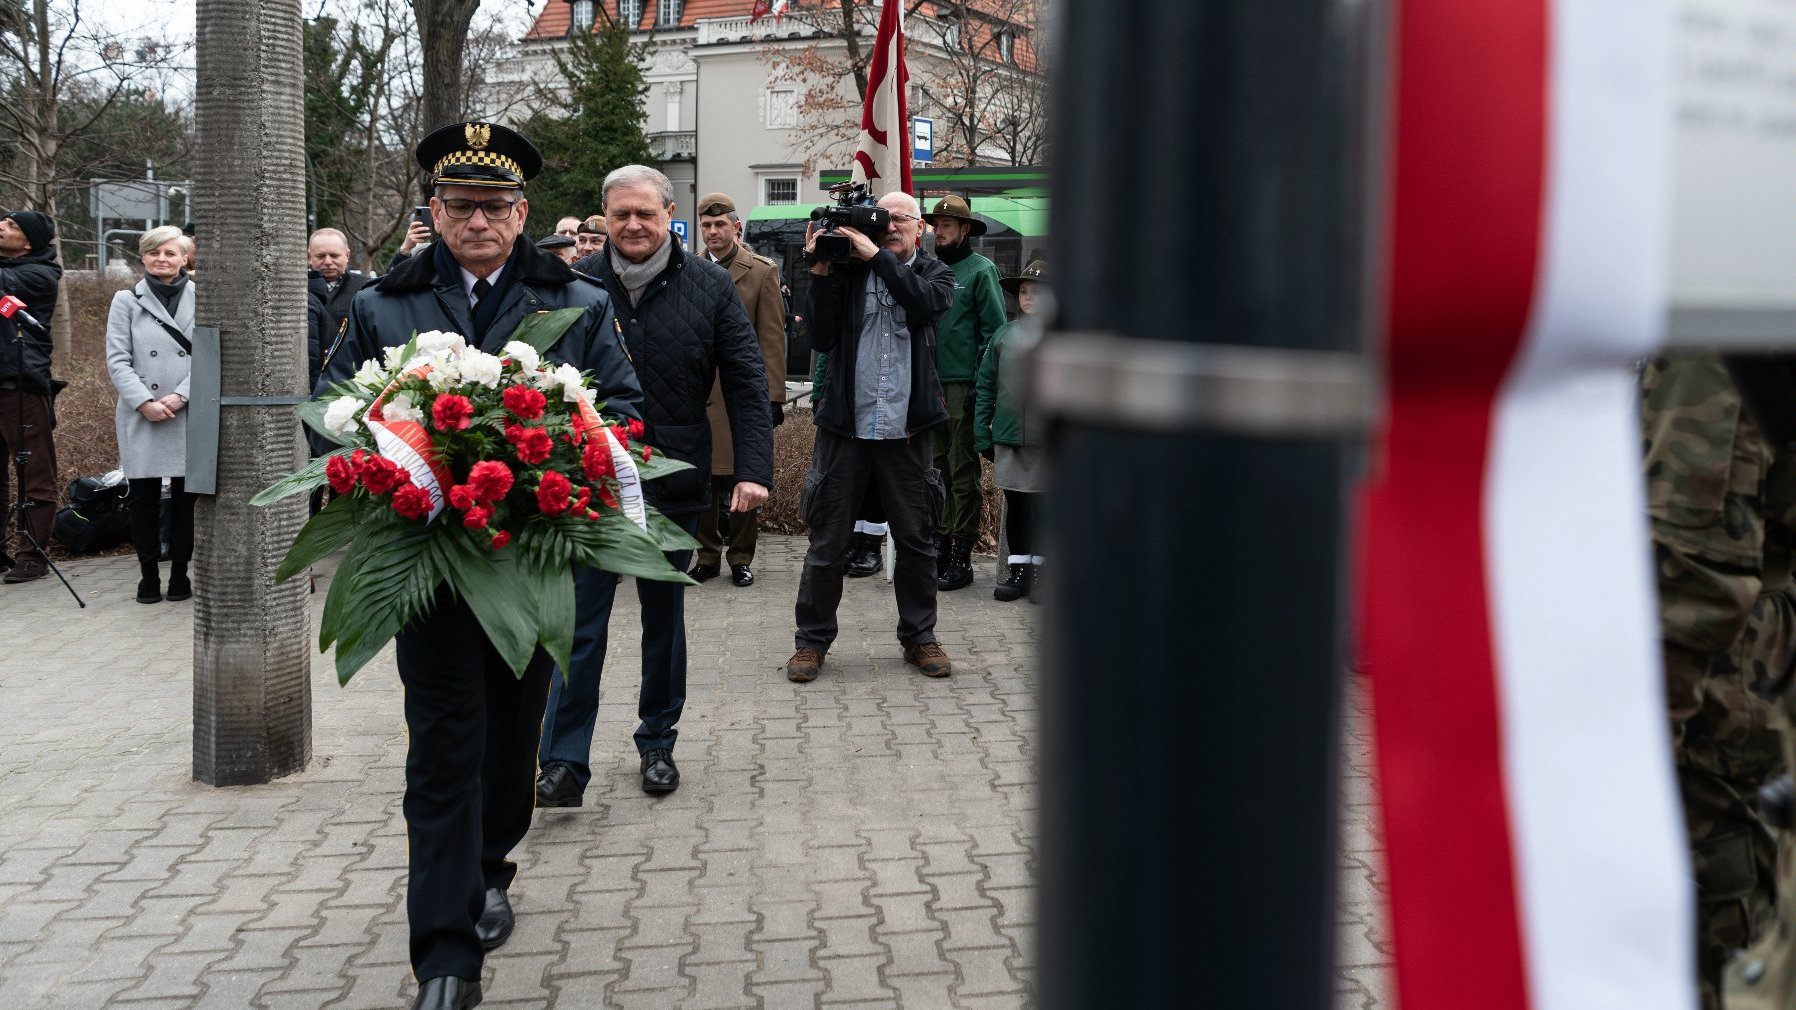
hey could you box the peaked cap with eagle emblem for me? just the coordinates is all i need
[415,120,543,190]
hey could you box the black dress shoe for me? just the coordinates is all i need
[413,975,482,1010]
[475,887,513,951]
[535,762,583,807]
[641,749,680,793]
[730,563,754,587]
[845,534,883,578]
[688,561,720,582]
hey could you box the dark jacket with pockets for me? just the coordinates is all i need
[317,236,642,423]
[807,248,955,439]
[0,245,62,393]
[571,240,772,518]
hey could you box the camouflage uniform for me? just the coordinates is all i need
[1644,353,1796,1010]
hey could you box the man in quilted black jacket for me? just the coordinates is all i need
[537,165,773,803]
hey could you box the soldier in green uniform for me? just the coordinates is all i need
[1644,353,1796,1010]
[921,196,1007,591]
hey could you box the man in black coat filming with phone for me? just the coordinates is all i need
[0,210,62,585]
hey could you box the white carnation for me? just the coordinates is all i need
[383,391,424,425]
[459,348,504,388]
[426,362,461,390]
[323,395,366,436]
[552,362,586,403]
[382,344,409,369]
[502,341,541,373]
[413,330,466,358]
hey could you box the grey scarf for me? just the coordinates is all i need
[610,236,672,308]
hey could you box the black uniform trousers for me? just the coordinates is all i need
[393,591,552,982]
[795,428,944,651]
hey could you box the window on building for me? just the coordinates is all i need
[998,29,1015,64]
[767,89,797,129]
[764,177,799,206]
[657,0,683,26]
[939,16,960,48]
[618,0,643,27]
[570,0,595,31]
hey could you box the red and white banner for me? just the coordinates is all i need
[851,0,910,196]
[1361,0,1688,1008]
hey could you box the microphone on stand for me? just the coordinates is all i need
[0,294,44,335]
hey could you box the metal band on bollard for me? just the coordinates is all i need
[1027,330,1372,437]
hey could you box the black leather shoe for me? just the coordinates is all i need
[730,564,754,587]
[535,762,583,807]
[845,534,883,578]
[165,572,192,602]
[688,561,720,583]
[641,749,680,794]
[135,576,162,604]
[475,887,513,951]
[413,975,482,1010]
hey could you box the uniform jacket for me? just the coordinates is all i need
[318,236,643,424]
[0,245,61,392]
[973,320,1026,451]
[704,243,786,476]
[106,277,195,479]
[572,238,773,516]
[306,290,329,389]
[931,248,1007,384]
[807,248,956,439]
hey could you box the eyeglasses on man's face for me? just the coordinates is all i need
[440,198,519,221]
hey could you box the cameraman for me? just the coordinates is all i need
[0,210,61,584]
[785,192,958,684]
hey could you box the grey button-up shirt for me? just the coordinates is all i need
[854,253,915,439]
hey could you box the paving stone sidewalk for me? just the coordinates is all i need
[0,535,1390,1008]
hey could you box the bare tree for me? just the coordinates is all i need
[412,0,481,132]
[0,0,190,361]
[192,0,312,786]
[910,0,1047,166]
[756,0,884,176]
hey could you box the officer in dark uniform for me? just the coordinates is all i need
[320,121,642,1010]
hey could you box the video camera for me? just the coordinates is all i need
[809,182,891,262]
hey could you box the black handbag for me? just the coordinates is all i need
[52,475,131,553]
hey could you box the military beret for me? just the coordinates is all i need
[415,121,543,190]
[696,192,737,217]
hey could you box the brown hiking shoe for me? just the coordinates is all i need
[2,556,46,584]
[903,641,953,678]
[786,647,825,683]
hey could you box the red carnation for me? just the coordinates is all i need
[391,484,433,520]
[536,471,573,517]
[641,445,652,463]
[448,484,477,511]
[350,448,371,474]
[609,423,630,449]
[431,393,474,431]
[490,531,511,550]
[627,417,644,441]
[506,424,553,465]
[582,441,613,481]
[326,454,357,495]
[571,487,591,514]
[462,504,491,529]
[503,385,547,421]
[360,457,404,495]
[467,461,514,502]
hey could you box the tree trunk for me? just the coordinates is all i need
[192,0,312,785]
[414,0,482,133]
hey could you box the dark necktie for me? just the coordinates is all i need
[472,277,492,304]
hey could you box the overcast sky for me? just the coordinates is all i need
[127,0,539,46]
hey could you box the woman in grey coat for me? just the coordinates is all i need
[106,225,195,604]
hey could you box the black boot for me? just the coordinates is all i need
[136,560,162,604]
[1028,559,1043,605]
[994,562,1034,602]
[937,535,973,591]
[846,533,883,578]
[166,563,192,602]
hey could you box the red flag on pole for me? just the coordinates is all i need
[851,0,910,196]
[750,0,772,23]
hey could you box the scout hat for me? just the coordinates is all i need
[415,120,543,190]
[1001,259,1048,297]
[922,195,986,236]
[696,193,737,217]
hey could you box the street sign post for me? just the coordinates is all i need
[670,219,689,245]
[913,117,934,163]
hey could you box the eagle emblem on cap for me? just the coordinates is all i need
[465,122,491,150]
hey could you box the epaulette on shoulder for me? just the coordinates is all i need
[752,252,778,268]
[570,269,608,288]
